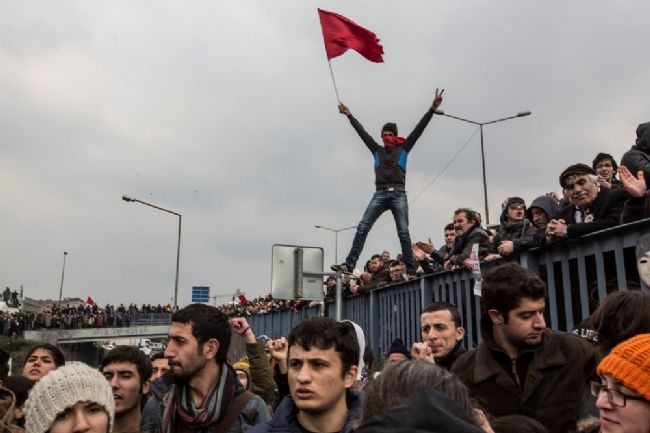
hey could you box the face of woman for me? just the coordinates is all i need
[50,402,109,433]
[596,375,650,433]
[23,348,58,381]
[236,370,248,389]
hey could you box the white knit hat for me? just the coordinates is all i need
[24,362,115,433]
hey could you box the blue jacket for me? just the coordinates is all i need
[247,391,362,433]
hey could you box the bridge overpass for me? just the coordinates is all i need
[25,324,170,345]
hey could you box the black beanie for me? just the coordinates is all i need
[382,122,398,136]
[386,338,411,359]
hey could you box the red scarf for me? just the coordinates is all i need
[383,135,406,149]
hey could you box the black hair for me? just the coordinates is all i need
[101,345,153,388]
[150,352,166,362]
[24,344,65,368]
[381,122,398,136]
[362,360,475,422]
[454,208,478,224]
[444,223,455,231]
[4,376,34,407]
[370,254,383,261]
[0,349,9,383]
[481,262,547,323]
[288,317,359,377]
[592,152,618,171]
[591,289,650,356]
[172,304,231,364]
[422,301,463,328]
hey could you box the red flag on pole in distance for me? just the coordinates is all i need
[318,9,384,63]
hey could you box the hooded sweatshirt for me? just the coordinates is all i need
[621,121,650,181]
[526,195,561,247]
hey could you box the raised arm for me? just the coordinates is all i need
[403,88,445,152]
[339,102,379,152]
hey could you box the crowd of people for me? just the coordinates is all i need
[2,268,650,433]
[1,303,175,337]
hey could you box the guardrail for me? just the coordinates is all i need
[249,218,650,362]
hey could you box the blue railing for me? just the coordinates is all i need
[249,218,650,361]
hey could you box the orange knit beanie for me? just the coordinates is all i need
[598,333,650,400]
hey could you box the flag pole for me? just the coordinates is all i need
[327,60,341,103]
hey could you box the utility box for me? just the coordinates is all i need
[271,244,324,301]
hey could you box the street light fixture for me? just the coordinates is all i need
[314,225,356,264]
[435,110,531,225]
[122,194,182,308]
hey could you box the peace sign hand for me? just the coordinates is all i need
[432,88,445,111]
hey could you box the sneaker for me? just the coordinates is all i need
[331,263,353,273]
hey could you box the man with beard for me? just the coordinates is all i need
[248,317,361,433]
[101,346,152,433]
[410,302,466,369]
[451,262,596,433]
[445,208,489,270]
[141,304,270,433]
[545,163,628,244]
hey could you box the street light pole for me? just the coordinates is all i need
[435,110,531,225]
[58,251,68,305]
[122,195,182,308]
[314,225,357,264]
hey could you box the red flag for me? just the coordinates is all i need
[318,9,384,63]
[238,294,248,305]
[86,296,95,305]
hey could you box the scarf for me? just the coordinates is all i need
[382,135,406,149]
[452,222,481,255]
[162,364,236,433]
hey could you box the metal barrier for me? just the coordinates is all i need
[248,219,650,362]
[130,313,172,325]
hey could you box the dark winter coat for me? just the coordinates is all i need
[526,195,561,248]
[556,187,628,238]
[447,223,490,267]
[355,388,484,433]
[621,191,650,223]
[451,317,596,433]
[621,121,650,181]
[247,391,362,433]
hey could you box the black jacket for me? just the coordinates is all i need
[556,187,628,238]
[621,121,650,181]
[346,108,435,191]
[448,224,490,266]
[355,388,484,433]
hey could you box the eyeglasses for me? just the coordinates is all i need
[590,381,648,407]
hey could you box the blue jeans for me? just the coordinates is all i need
[345,190,415,272]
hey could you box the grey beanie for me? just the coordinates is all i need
[25,362,114,433]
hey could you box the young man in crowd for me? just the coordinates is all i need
[445,208,489,269]
[545,163,628,243]
[150,352,170,381]
[141,304,270,433]
[413,223,456,274]
[249,317,361,433]
[485,196,537,260]
[619,164,650,222]
[451,262,596,433]
[525,194,560,247]
[332,89,444,278]
[101,345,152,433]
[411,302,466,369]
[592,152,622,189]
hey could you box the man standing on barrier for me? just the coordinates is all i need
[332,89,444,278]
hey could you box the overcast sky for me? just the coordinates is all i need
[1,1,648,306]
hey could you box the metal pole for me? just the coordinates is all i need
[479,124,490,225]
[335,272,342,321]
[174,214,181,309]
[58,251,68,305]
[334,232,338,265]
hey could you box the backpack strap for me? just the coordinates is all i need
[213,391,255,433]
